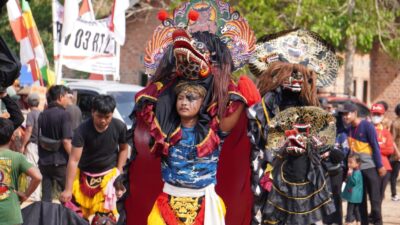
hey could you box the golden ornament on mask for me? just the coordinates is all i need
[199,68,209,77]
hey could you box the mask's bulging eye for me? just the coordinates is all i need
[195,42,207,53]
[292,71,303,79]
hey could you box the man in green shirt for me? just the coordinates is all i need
[0,118,42,225]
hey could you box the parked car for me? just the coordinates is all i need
[66,80,143,128]
[320,95,370,118]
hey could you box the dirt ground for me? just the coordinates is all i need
[376,182,400,224]
[341,181,400,225]
[21,182,400,224]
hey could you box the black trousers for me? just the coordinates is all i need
[323,169,343,225]
[380,172,390,200]
[390,161,400,197]
[39,164,66,202]
[346,202,361,223]
[360,168,382,225]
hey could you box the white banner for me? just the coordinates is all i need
[53,0,118,75]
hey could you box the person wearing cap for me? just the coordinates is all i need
[371,103,395,201]
[375,100,391,129]
[21,92,42,201]
[341,102,386,225]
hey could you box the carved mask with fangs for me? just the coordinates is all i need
[172,29,211,80]
[282,70,304,92]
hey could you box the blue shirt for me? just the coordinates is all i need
[346,120,383,169]
[161,126,220,189]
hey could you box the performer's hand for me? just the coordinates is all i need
[321,151,330,159]
[59,190,72,203]
[378,166,387,177]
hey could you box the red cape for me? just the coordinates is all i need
[125,113,252,225]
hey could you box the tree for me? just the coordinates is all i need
[238,0,400,95]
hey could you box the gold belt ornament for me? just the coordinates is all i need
[169,196,202,225]
[86,175,103,189]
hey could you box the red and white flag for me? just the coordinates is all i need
[7,0,53,86]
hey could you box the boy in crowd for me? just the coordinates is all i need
[0,118,42,225]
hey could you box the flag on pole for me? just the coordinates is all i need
[109,0,129,45]
[7,0,55,86]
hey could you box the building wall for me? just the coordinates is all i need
[324,54,371,104]
[119,9,159,85]
[370,41,400,119]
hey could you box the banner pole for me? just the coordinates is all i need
[114,44,120,81]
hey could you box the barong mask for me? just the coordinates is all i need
[144,0,256,78]
[282,70,304,92]
[267,106,336,155]
[284,123,310,155]
[249,29,339,88]
[173,29,211,79]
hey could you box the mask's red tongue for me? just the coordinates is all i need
[172,29,190,40]
[173,29,192,50]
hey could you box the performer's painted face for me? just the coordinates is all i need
[92,111,113,132]
[282,71,304,92]
[176,91,203,120]
[173,29,211,80]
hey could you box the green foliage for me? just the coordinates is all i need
[168,0,400,58]
[239,0,400,58]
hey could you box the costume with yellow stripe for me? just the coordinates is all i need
[72,168,119,219]
[346,120,383,170]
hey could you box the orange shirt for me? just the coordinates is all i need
[375,124,394,171]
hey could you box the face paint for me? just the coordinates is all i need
[176,91,203,120]
[185,93,201,102]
